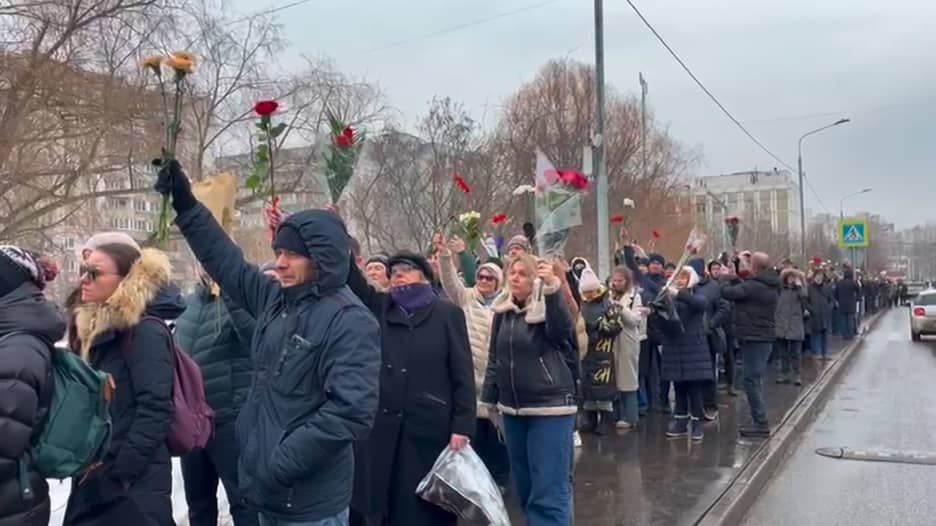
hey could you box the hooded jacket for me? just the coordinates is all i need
[0,283,65,526]
[775,269,808,341]
[175,203,380,522]
[174,283,254,424]
[835,270,861,314]
[65,248,185,526]
[807,277,835,333]
[480,281,578,416]
[721,268,781,342]
[657,267,714,383]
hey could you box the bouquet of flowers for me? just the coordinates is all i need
[323,111,365,204]
[534,151,587,257]
[458,211,481,250]
[724,216,741,248]
[143,51,195,245]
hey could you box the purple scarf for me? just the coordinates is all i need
[390,283,436,316]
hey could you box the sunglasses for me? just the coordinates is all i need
[476,274,497,283]
[79,265,118,282]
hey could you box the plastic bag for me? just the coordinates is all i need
[416,445,511,526]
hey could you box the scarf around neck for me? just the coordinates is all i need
[390,282,436,315]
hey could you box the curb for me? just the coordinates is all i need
[692,309,889,526]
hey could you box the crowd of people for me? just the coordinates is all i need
[0,159,899,526]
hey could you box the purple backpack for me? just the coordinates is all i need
[123,316,215,455]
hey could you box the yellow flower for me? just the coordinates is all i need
[171,50,195,62]
[142,54,164,71]
[164,55,194,74]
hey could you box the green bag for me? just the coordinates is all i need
[30,346,114,479]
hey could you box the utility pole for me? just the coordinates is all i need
[594,0,610,278]
[640,72,648,180]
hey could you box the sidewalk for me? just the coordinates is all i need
[504,332,861,526]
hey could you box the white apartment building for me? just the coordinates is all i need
[689,169,802,253]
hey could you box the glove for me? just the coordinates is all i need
[153,159,197,212]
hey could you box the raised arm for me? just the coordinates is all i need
[158,161,278,318]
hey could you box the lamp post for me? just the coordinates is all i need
[798,118,850,265]
[840,187,871,269]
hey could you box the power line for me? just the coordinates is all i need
[623,0,794,173]
[360,0,561,54]
[224,0,316,26]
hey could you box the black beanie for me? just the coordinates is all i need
[0,254,29,298]
[388,251,434,282]
[272,225,310,259]
[648,253,665,266]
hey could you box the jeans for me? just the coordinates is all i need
[503,414,575,526]
[615,391,639,425]
[811,330,828,357]
[259,509,348,526]
[673,381,705,419]
[777,339,802,377]
[475,418,510,486]
[181,420,258,526]
[741,341,773,424]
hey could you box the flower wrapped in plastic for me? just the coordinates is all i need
[533,150,586,258]
[416,445,511,526]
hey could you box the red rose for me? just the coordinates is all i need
[254,100,279,116]
[558,170,589,191]
[453,174,470,194]
[491,213,508,225]
[609,214,625,224]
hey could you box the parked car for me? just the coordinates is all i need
[910,289,936,341]
[903,282,929,306]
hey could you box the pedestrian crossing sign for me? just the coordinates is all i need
[838,218,869,248]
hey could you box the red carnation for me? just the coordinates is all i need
[334,126,355,148]
[558,170,589,191]
[609,214,625,224]
[651,230,662,240]
[491,213,508,225]
[724,216,740,225]
[254,99,279,116]
[812,256,822,266]
[453,173,470,194]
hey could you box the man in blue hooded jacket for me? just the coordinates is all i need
[156,160,381,526]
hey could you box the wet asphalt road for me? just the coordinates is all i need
[742,308,936,526]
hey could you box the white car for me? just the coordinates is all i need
[910,289,936,341]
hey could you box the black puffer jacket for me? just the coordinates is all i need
[0,283,65,526]
[721,270,781,343]
[481,284,577,416]
[65,249,184,526]
[174,284,254,424]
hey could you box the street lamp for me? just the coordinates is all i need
[798,118,851,264]
[840,188,872,220]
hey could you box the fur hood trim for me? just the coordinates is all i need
[74,248,171,361]
[492,278,560,324]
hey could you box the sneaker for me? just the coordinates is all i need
[573,431,583,448]
[703,408,719,422]
[615,421,634,432]
[665,416,689,438]
[739,421,771,438]
[691,418,704,442]
[793,375,803,386]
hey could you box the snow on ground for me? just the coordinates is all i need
[49,459,232,525]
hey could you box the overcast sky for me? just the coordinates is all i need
[234,0,936,228]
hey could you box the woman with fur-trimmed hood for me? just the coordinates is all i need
[63,243,185,526]
[775,267,808,385]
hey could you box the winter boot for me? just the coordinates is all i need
[580,410,599,434]
[665,415,690,438]
[739,420,771,438]
[691,417,704,442]
[793,374,803,386]
[595,411,614,436]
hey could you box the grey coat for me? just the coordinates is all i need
[775,269,807,341]
[807,280,835,333]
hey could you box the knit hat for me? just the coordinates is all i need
[388,251,434,282]
[687,256,706,278]
[366,254,389,268]
[648,253,665,266]
[0,245,56,294]
[577,265,602,295]
[272,224,311,259]
[83,232,140,253]
[476,262,503,286]
[505,234,531,254]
